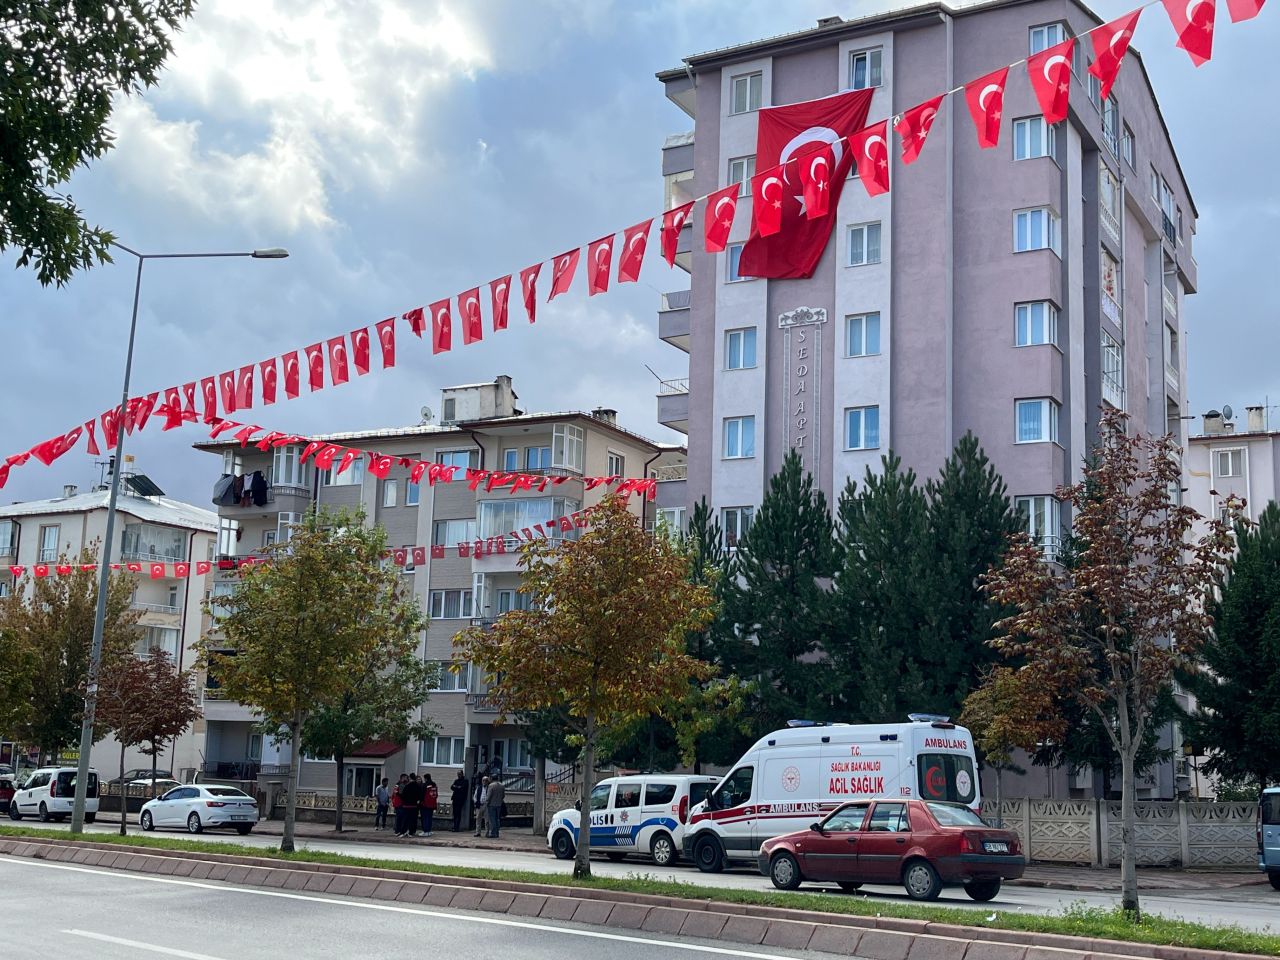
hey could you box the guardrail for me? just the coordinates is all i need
[661,290,691,311]
[134,602,181,615]
[653,463,687,482]
[658,378,689,395]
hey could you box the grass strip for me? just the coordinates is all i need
[1,825,1273,956]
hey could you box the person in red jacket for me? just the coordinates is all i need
[390,774,406,836]
[421,774,439,837]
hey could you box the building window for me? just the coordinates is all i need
[433,663,470,691]
[222,449,242,476]
[0,582,8,598]
[525,446,551,471]
[271,444,311,488]
[137,626,180,660]
[324,458,366,486]
[607,451,625,477]
[429,590,474,620]
[1101,250,1121,324]
[1015,301,1058,346]
[478,498,579,539]
[656,507,686,538]
[436,449,479,470]
[552,424,584,473]
[1102,94,1119,154]
[845,312,881,357]
[277,512,301,545]
[1101,331,1124,409]
[1215,449,1244,479]
[420,736,466,766]
[728,155,756,198]
[494,738,532,771]
[726,242,748,282]
[405,482,420,506]
[1016,495,1063,562]
[1088,70,1102,111]
[847,222,882,266]
[848,48,882,90]
[121,523,186,562]
[730,71,763,115]
[1013,117,1055,161]
[1029,22,1079,72]
[217,518,239,558]
[844,405,881,450]
[1014,207,1060,254]
[442,398,456,422]
[1164,322,1179,387]
[1016,398,1060,443]
[501,448,519,471]
[723,416,756,459]
[432,518,477,547]
[722,506,754,550]
[382,480,398,508]
[38,524,60,563]
[497,589,534,615]
[725,327,757,369]
[0,520,14,556]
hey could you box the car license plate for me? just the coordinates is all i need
[985,841,1009,853]
[231,815,250,820]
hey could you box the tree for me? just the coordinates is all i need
[959,666,1052,818]
[0,556,137,761]
[456,495,717,879]
[1186,501,1280,790]
[201,508,412,852]
[1,1,195,285]
[130,648,201,800]
[982,408,1235,916]
[95,654,151,836]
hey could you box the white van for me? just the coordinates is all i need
[682,715,979,872]
[547,774,719,867]
[9,767,99,823]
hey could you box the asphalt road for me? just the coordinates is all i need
[11,819,1279,934]
[4,857,827,960]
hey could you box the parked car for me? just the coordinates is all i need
[107,768,173,786]
[125,778,182,794]
[8,767,99,823]
[547,774,719,866]
[140,784,258,835]
[0,778,13,814]
[1260,787,1280,890]
[758,798,1024,901]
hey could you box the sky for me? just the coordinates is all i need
[1,0,1276,509]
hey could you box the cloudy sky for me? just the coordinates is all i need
[1,0,1275,508]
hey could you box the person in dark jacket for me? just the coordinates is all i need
[398,774,423,838]
[485,777,506,839]
[450,772,468,832]
[420,774,438,837]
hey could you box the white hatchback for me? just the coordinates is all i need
[140,784,258,835]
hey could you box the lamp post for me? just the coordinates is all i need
[69,243,289,833]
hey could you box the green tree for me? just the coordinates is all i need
[129,648,201,800]
[95,653,152,835]
[201,508,412,852]
[960,666,1052,817]
[456,495,717,879]
[1,1,196,285]
[1186,501,1280,790]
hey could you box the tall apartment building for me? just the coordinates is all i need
[0,473,218,777]
[196,376,684,798]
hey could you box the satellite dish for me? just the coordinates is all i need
[420,405,434,424]
[1222,404,1234,421]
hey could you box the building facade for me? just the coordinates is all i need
[1186,405,1279,528]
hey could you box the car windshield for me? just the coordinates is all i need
[689,781,716,807]
[1263,793,1280,825]
[926,802,987,826]
[207,787,250,798]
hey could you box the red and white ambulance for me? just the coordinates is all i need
[682,714,980,872]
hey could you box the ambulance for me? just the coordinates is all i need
[682,715,980,872]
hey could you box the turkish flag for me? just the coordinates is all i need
[182,382,198,422]
[102,407,121,449]
[351,328,371,375]
[1163,0,1215,66]
[894,95,944,165]
[84,419,100,455]
[163,387,184,430]
[618,219,651,283]
[260,358,278,405]
[459,288,483,344]
[29,427,81,466]
[393,548,408,567]
[376,318,397,368]
[430,545,445,560]
[403,306,427,338]
[850,121,891,197]
[1028,37,1075,124]
[314,445,343,470]
[195,561,212,576]
[796,143,836,218]
[412,546,426,567]
[367,453,395,479]
[282,351,301,399]
[548,248,580,300]
[1089,10,1141,100]
[7,566,23,578]
[490,276,511,331]
[33,565,49,578]
[661,202,693,267]
[327,336,350,385]
[336,449,361,475]
[586,235,613,296]
[520,264,541,323]
[749,164,786,237]
[703,185,738,253]
[134,393,159,433]
[963,67,1009,149]
[738,89,873,280]
[1227,0,1264,20]
[200,377,217,424]
[219,371,238,414]
[56,564,73,576]
[305,343,325,391]
[174,562,190,578]
[150,563,166,580]
[0,465,11,490]
[236,365,255,410]
[430,299,452,354]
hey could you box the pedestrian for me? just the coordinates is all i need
[399,773,423,838]
[374,777,390,831]
[473,776,489,837]
[486,776,506,839]
[391,774,407,836]
[450,771,468,832]
[421,774,438,837]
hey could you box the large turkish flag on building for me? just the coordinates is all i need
[738,88,874,280]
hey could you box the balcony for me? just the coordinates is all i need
[658,290,691,353]
[1101,290,1121,326]
[653,463,687,482]
[465,693,500,714]
[134,601,180,616]
[1162,286,1177,317]
[662,131,694,178]
[1161,212,1177,247]
[201,687,258,722]
[1100,203,1120,247]
[656,379,689,435]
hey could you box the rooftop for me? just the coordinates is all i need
[0,489,219,533]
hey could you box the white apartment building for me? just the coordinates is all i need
[1186,405,1278,528]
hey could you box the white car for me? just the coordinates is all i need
[140,784,258,835]
[9,767,99,823]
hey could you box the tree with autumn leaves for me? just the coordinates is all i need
[456,495,718,880]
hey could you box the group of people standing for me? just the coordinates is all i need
[373,769,505,839]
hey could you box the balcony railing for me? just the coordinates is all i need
[120,550,184,564]
[1100,203,1120,246]
[202,688,229,701]
[658,377,689,395]
[134,602,180,616]
[199,760,260,780]
[1162,286,1177,317]
[1161,213,1177,246]
[1101,291,1121,326]
[1166,362,1179,389]
[653,463,688,482]
[465,693,500,713]
[661,290,691,311]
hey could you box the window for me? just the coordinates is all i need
[725,327,757,369]
[248,733,262,762]
[1101,250,1121,323]
[1013,117,1056,161]
[277,512,300,545]
[436,449,479,470]
[136,626,180,659]
[216,518,239,558]
[433,663,470,691]
[38,524,60,563]
[432,518,477,547]
[848,48,882,90]
[382,480,398,508]
[525,446,551,471]
[613,782,641,808]
[263,528,278,549]
[730,71,762,114]
[847,222,882,266]
[1150,165,1161,203]
[1177,206,1184,239]
[221,449,243,477]
[0,520,13,556]
[1164,323,1179,386]
[1015,302,1058,346]
[917,753,977,804]
[712,765,754,809]
[607,452,625,477]
[478,498,579,539]
[324,457,365,486]
[420,736,466,766]
[271,444,310,488]
[1014,207,1060,254]
[121,523,185,562]
[495,738,531,770]
[1122,123,1134,167]
[845,405,881,450]
[442,398,456,422]
[643,783,677,806]
[722,506,753,550]
[656,506,686,539]
[824,803,871,832]
[867,802,910,832]
[1100,167,1121,243]
[723,416,756,459]
[845,312,881,357]
[1215,449,1244,479]
[497,589,533,614]
[1088,70,1102,111]
[1102,94,1119,155]
[1029,22,1079,73]
[1261,792,1280,825]
[0,582,8,598]
[501,448,519,471]
[589,783,612,811]
[552,424,584,472]
[1016,495,1063,562]
[1101,331,1124,408]
[728,155,756,198]
[405,482,420,506]
[726,242,748,282]
[429,590,473,620]
[1016,398,1060,443]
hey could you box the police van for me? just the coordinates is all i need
[682,715,980,872]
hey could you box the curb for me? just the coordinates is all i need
[0,835,1261,960]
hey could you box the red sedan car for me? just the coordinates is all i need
[758,798,1024,901]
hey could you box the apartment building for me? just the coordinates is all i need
[654,0,1197,798]
[196,376,684,798]
[1186,405,1279,527]
[0,471,218,777]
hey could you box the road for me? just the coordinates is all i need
[10,820,1278,934]
[4,857,827,960]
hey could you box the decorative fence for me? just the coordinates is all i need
[980,798,1257,868]
[279,790,534,823]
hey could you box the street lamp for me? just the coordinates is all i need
[69,242,289,833]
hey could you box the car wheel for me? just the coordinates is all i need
[551,830,575,860]
[769,852,802,891]
[903,859,943,901]
[964,879,1002,902]
[9,803,21,821]
[837,881,862,892]
[1269,871,1280,892]
[235,825,252,836]
[140,811,154,832]
[693,835,725,873]
[605,851,628,862]
[84,813,95,824]
[38,802,50,823]
[650,832,678,867]
[186,812,203,834]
